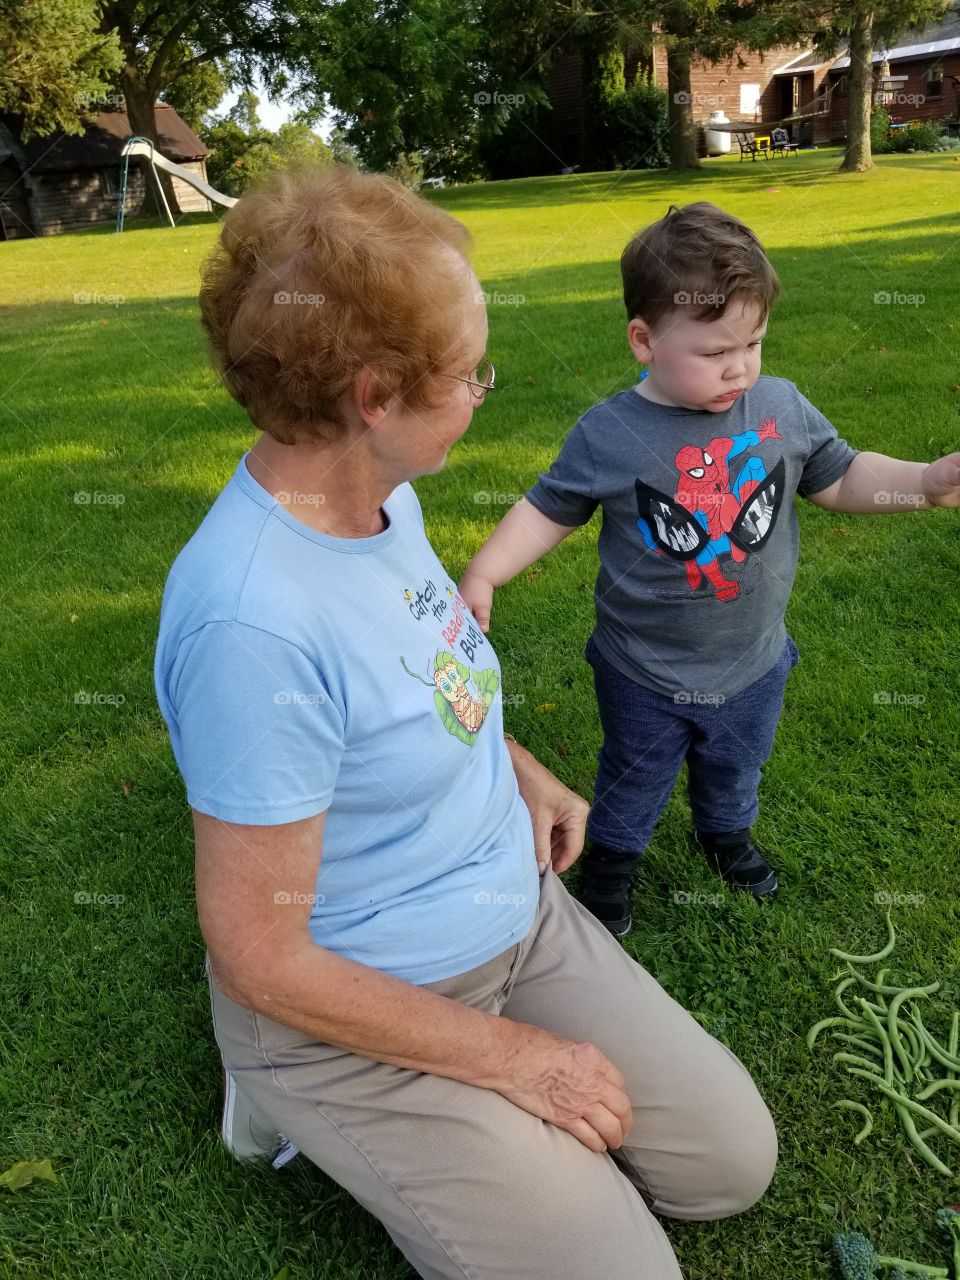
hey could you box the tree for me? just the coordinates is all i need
[201,92,332,197]
[0,0,122,137]
[158,46,228,132]
[97,0,330,211]
[810,1,950,172]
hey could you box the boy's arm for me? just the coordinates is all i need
[460,500,575,632]
[806,450,960,513]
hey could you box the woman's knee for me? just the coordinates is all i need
[677,1085,778,1221]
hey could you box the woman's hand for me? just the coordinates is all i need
[459,571,495,632]
[506,739,589,875]
[495,1023,633,1153]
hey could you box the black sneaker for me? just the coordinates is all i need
[695,828,778,897]
[577,846,639,936]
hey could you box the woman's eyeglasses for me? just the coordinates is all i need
[448,358,496,402]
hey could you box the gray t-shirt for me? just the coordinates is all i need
[524,375,858,699]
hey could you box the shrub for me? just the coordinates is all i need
[605,72,670,170]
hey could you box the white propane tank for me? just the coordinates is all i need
[705,110,732,157]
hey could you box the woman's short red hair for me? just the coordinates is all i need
[199,163,473,444]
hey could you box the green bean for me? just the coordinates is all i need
[847,964,940,999]
[834,976,860,1020]
[832,1099,873,1144]
[910,1011,960,1073]
[915,1079,960,1101]
[829,911,896,964]
[833,1032,884,1058]
[894,1099,955,1178]
[888,989,934,1084]
[833,1051,885,1074]
[806,1016,865,1052]
[847,1068,960,1147]
[855,998,895,1084]
[900,1021,927,1070]
[949,1012,960,1130]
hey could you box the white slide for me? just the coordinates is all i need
[121,138,236,224]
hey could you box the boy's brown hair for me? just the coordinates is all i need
[620,202,780,329]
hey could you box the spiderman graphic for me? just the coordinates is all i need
[636,417,785,602]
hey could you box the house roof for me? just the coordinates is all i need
[773,50,829,77]
[7,105,208,174]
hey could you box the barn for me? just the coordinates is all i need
[0,104,211,240]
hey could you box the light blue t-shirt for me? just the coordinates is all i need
[153,455,539,984]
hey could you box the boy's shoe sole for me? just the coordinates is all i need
[221,1068,299,1168]
[694,828,779,898]
[576,848,639,936]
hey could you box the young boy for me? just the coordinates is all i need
[459,201,960,936]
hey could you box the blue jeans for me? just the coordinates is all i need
[585,634,800,857]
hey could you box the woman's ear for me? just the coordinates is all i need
[627,318,655,365]
[353,366,397,430]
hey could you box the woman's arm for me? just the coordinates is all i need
[195,808,632,1153]
[460,500,575,631]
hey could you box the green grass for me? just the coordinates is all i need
[2,147,960,1278]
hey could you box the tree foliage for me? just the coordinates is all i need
[0,0,122,137]
[201,92,332,197]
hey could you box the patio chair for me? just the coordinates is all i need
[735,132,769,162]
[770,127,800,158]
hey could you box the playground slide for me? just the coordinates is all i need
[122,139,237,209]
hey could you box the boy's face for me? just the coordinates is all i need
[627,298,767,413]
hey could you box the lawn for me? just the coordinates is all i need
[1,145,959,1278]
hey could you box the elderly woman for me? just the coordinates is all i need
[153,164,777,1280]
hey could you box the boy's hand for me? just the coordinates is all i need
[459,572,495,632]
[757,417,782,443]
[922,453,960,508]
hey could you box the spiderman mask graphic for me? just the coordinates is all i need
[635,417,785,602]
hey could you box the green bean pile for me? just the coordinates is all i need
[807,912,960,1177]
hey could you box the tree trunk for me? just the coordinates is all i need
[840,7,875,172]
[666,44,700,170]
[119,63,183,217]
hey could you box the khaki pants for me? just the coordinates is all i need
[207,868,777,1280]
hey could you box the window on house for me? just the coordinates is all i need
[99,168,121,197]
[926,62,944,97]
